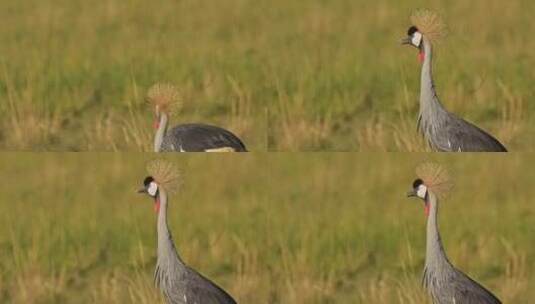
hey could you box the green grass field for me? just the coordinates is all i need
[1,154,533,303]
[0,0,534,151]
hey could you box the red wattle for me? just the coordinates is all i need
[153,120,160,129]
[418,51,425,63]
[424,203,430,217]
[154,198,160,213]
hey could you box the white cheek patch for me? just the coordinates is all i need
[412,32,423,47]
[417,185,427,198]
[148,182,158,196]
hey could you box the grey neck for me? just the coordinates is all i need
[156,189,185,271]
[419,37,447,137]
[424,192,450,271]
[154,113,168,152]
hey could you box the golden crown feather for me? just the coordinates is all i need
[416,162,454,200]
[410,9,448,42]
[146,83,183,116]
[146,159,182,194]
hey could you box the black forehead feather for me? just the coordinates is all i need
[412,178,424,188]
[143,176,154,186]
[407,26,418,36]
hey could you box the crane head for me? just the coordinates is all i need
[407,178,427,199]
[401,26,425,63]
[407,178,430,216]
[407,162,453,217]
[139,160,181,212]
[146,83,182,129]
[402,9,447,63]
[137,176,161,212]
[401,26,423,48]
[138,176,158,196]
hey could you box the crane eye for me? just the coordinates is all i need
[147,182,158,196]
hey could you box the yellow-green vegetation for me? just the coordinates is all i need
[0,1,534,151]
[1,154,532,303]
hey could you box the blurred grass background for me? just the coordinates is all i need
[0,0,533,151]
[0,153,533,303]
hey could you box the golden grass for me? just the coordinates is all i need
[273,102,333,151]
[496,80,525,145]
[1,68,62,150]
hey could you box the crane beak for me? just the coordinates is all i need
[406,189,416,197]
[400,37,411,45]
[137,188,147,194]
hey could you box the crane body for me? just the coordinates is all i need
[138,163,237,304]
[147,83,247,153]
[407,165,502,304]
[402,10,507,152]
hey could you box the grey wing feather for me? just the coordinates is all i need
[450,270,502,304]
[161,123,247,152]
[435,115,507,152]
[183,268,237,304]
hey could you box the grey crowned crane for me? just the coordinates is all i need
[147,83,247,152]
[407,163,502,304]
[401,10,507,152]
[137,160,237,304]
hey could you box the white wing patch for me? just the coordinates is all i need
[204,147,236,152]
